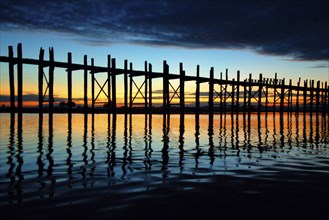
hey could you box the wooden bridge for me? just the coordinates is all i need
[0,44,328,115]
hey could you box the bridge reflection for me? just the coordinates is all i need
[2,112,328,202]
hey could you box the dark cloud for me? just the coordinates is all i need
[1,0,328,61]
[308,64,329,69]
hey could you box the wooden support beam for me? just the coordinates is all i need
[49,47,54,112]
[145,61,148,111]
[91,58,95,112]
[111,58,116,113]
[38,48,44,112]
[163,61,166,113]
[220,72,223,113]
[166,63,170,113]
[180,62,185,115]
[296,77,301,113]
[273,73,277,112]
[83,55,88,110]
[310,80,314,113]
[195,65,200,114]
[148,63,152,113]
[163,61,169,114]
[265,79,268,112]
[108,55,111,114]
[280,78,285,114]
[324,82,329,116]
[129,63,133,111]
[17,43,23,112]
[67,52,72,112]
[124,60,128,113]
[321,82,324,114]
[323,82,328,114]
[236,71,240,112]
[288,79,292,112]
[224,69,228,111]
[243,79,247,113]
[316,80,320,113]
[303,80,308,112]
[248,74,252,112]
[258,74,263,114]
[231,78,235,113]
[209,67,214,115]
[8,46,15,110]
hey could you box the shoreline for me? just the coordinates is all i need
[0,107,327,114]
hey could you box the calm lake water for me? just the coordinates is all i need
[0,113,328,219]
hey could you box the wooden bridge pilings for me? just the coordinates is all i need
[0,44,328,116]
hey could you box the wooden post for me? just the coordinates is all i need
[326,82,329,113]
[166,63,170,113]
[248,74,252,112]
[196,65,200,114]
[224,69,228,112]
[323,82,328,114]
[124,60,128,113]
[149,63,152,113]
[91,58,95,112]
[231,78,235,113]
[163,61,166,113]
[316,80,320,113]
[258,74,263,114]
[145,61,148,111]
[288,79,292,112]
[310,80,314,113]
[49,47,54,112]
[265,79,268,112]
[67,52,72,112]
[8,46,15,110]
[236,71,240,112]
[325,82,328,114]
[280,78,285,113]
[243,79,247,113]
[38,48,44,112]
[209,67,214,115]
[111,58,116,113]
[321,82,324,114]
[180,63,185,115]
[107,55,111,113]
[220,72,223,113]
[303,80,308,113]
[296,78,301,113]
[83,55,88,110]
[273,73,278,114]
[163,61,169,114]
[129,63,133,111]
[17,43,23,111]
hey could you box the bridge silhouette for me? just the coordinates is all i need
[0,43,328,115]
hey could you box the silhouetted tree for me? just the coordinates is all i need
[59,101,76,108]
[59,101,66,108]
[67,101,76,107]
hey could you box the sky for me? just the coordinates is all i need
[0,0,328,107]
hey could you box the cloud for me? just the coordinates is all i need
[308,64,329,69]
[1,0,328,61]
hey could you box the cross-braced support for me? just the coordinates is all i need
[90,56,113,113]
[129,61,148,111]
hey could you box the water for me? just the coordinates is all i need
[0,113,328,219]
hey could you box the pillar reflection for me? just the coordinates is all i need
[161,114,170,182]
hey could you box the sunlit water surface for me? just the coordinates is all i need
[0,113,328,219]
